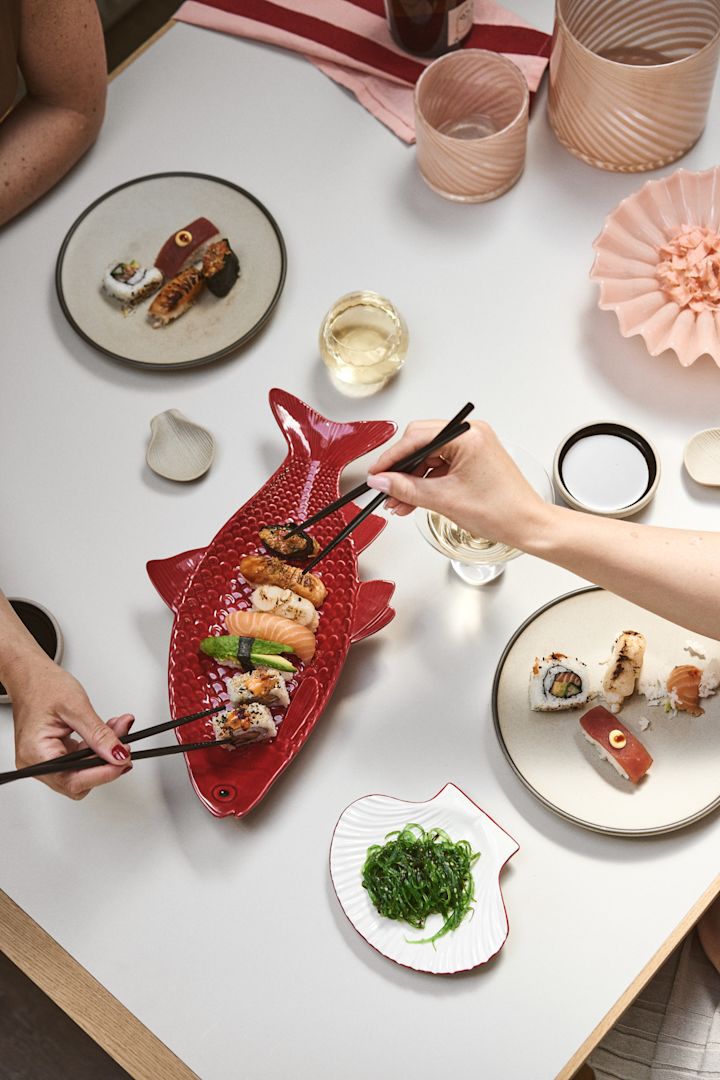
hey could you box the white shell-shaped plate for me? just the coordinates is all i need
[146,409,215,482]
[684,428,720,486]
[493,587,720,837]
[330,783,519,974]
[56,173,286,369]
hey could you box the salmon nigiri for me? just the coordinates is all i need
[225,609,316,662]
[667,664,704,716]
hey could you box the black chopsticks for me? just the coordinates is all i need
[287,401,474,538]
[298,403,474,573]
[0,703,228,786]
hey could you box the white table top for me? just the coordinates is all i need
[3,8,720,1079]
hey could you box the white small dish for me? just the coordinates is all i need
[553,422,660,519]
[684,428,720,486]
[330,783,519,974]
[0,598,63,705]
[146,409,215,482]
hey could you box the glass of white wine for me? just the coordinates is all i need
[416,443,554,585]
[319,291,408,397]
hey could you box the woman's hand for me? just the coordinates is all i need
[9,657,133,800]
[367,419,550,550]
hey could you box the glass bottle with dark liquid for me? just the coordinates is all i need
[385,0,473,58]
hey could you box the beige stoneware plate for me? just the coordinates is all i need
[56,172,286,369]
[493,587,720,837]
[684,428,720,486]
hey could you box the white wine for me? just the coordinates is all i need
[426,511,520,565]
[319,291,408,397]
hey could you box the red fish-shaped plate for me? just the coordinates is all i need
[146,389,397,817]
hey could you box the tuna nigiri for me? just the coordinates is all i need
[580,705,653,784]
[667,664,704,716]
[225,608,316,662]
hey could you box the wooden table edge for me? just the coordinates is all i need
[0,889,199,1080]
[108,17,177,83]
[557,871,720,1080]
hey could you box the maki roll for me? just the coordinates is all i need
[102,261,163,306]
[580,706,652,784]
[225,666,290,709]
[529,653,593,711]
[148,264,204,328]
[202,239,240,298]
[211,703,277,749]
[259,524,319,560]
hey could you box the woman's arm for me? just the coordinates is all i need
[0,592,134,799]
[0,0,106,226]
[367,420,720,640]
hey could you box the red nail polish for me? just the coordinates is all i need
[112,745,130,762]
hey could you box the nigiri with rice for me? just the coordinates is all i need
[602,631,646,713]
[580,706,653,784]
[251,585,319,631]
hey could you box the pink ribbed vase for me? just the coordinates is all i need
[414,50,529,203]
[549,0,720,173]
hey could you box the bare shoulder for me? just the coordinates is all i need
[17,0,106,118]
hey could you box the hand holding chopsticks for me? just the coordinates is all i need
[297,402,475,572]
[0,703,229,787]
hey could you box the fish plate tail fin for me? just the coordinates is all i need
[269,388,396,469]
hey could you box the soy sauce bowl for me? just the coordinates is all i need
[553,422,660,519]
[0,598,64,705]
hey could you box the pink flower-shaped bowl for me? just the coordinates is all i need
[591,166,720,368]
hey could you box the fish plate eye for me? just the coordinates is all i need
[213,785,237,802]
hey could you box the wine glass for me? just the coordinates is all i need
[415,443,554,585]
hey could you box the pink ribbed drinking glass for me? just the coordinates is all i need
[414,50,529,203]
[549,0,720,172]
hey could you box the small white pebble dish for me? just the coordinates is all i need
[146,409,215,482]
[684,428,720,487]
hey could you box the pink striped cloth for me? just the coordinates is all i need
[174,0,551,142]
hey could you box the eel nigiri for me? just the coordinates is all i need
[225,608,316,662]
[148,264,204,328]
[239,554,326,608]
[580,705,653,784]
[602,631,646,713]
[251,585,319,631]
[667,664,704,716]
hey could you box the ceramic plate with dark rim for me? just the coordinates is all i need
[330,784,519,975]
[493,587,720,837]
[56,172,286,369]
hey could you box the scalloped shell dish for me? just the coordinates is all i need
[330,783,519,974]
[591,166,720,367]
[684,428,720,485]
[146,409,215,482]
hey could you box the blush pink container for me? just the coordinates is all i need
[414,50,529,203]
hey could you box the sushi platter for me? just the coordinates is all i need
[493,587,720,836]
[147,389,398,818]
[55,172,286,368]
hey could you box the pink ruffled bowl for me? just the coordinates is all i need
[591,166,720,368]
